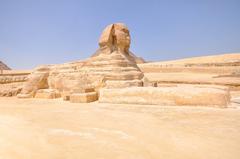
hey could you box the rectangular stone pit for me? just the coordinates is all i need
[99,85,231,108]
[70,92,98,103]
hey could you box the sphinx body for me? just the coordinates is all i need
[18,23,145,98]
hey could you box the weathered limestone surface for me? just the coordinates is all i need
[70,92,98,103]
[105,79,143,88]
[71,87,95,94]
[35,89,61,99]
[0,82,23,97]
[99,85,230,107]
[0,70,31,97]
[47,61,86,92]
[18,66,51,98]
[62,91,70,101]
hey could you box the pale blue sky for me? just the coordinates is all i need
[0,0,240,69]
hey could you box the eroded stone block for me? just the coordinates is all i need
[99,85,230,107]
[35,89,61,99]
[70,92,98,103]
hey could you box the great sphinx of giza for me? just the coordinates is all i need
[17,23,145,99]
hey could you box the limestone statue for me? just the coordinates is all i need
[18,23,145,99]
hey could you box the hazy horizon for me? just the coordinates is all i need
[0,0,240,69]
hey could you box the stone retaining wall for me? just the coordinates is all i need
[99,85,230,107]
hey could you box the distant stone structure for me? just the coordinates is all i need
[138,53,240,90]
[0,61,11,71]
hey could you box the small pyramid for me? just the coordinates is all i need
[0,61,11,70]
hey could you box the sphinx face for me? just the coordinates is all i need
[114,24,131,52]
[98,23,131,54]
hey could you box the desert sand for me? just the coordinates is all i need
[0,97,240,159]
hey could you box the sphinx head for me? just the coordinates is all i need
[98,23,131,54]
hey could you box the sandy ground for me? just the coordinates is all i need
[0,97,240,159]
